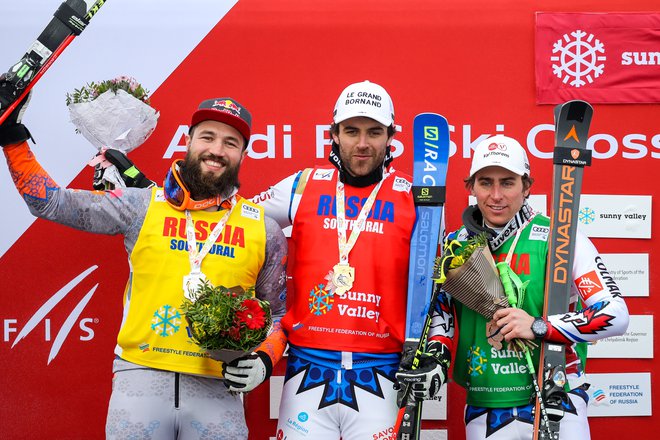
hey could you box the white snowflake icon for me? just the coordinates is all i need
[551,30,606,87]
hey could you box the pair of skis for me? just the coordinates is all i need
[0,0,108,125]
[533,100,593,439]
[397,101,593,439]
[395,113,449,440]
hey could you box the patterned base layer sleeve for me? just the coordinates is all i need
[3,141,149,241]
[254,215,289,366]
[256,321,288,367]
[428,288,455,354]
[546,231,629,344]
[4,142,60,201]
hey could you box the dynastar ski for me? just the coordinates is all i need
[533,100,594,440]
[0,0,108,124]
[395,113,450,440]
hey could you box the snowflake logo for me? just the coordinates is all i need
[151,305,182,336]
[308,284,334,316]
[579,207,596,225]
[467,345,487,377]
[551,30,606,87]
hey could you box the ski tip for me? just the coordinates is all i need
[414,112,448,122]
[556,100,594,125]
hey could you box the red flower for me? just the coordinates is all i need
[228,325,241,341]
[236,299,266,330]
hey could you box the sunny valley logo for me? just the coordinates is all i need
[579,207,596,225]
[467,345,487,377]
[551,30,606,87]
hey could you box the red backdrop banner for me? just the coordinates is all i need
[536,12,660,104]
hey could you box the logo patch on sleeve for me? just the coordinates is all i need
[241,204,261,220]
[312,169,335,180]
[576,270,603,300]
[529,225,550,241]
[155,189,167,202]
[392,176,412,193]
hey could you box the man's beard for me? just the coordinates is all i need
[179,151,241,200]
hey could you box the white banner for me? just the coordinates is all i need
[588,315,653,359]
[577,195,652,239]
[600,253,649,297]
[587,372,652,417]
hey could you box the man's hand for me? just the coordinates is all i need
[222,351,273,393]
[491,307,535,341]
[395,340,450,403]
[92,148,155,190]
[0,74,33,147]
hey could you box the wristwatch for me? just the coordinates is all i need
[531,317,548,339]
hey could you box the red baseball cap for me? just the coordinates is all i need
[190,98,252,142]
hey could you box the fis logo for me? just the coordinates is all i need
[313,169,334,181]
[4,266,99,364]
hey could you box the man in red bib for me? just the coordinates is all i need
[255,81,452,440]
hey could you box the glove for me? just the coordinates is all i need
[0,74,33,147]
[222,351,273,393]
[92,148,155,190]
[395,340,450,403]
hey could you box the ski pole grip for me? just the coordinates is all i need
[496,262,517,307]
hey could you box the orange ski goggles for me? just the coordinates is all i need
[163,159,222,211]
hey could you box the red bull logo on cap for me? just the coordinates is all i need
[213,99,241,115]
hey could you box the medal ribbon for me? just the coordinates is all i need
[335,169,391,266]
[185,196,237,272]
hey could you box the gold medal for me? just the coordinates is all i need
[332,263,355,295]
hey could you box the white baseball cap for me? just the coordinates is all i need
[333,80,394,127]
[469,135,531,177]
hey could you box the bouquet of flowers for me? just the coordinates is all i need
[436,233,509,320]
[66,76,159,188]
[181,281,272,363]
[434,233,534,351]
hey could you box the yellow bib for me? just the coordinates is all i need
[116,188,266,377]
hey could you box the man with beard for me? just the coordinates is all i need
[254,81,451,439]
[0,92,288,440]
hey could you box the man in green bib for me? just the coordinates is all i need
[441,134,628,440]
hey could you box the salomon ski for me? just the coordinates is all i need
[396,113,450,440]
[0,0,108,124]
[533,100,594,440]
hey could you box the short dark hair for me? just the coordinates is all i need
[464,174,535,198]
[330,122,396,138]
[188,123,248,150]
